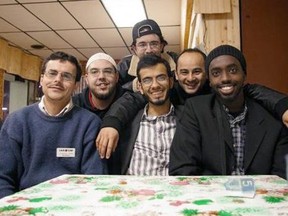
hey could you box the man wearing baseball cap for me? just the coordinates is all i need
[73,52,125,119]
[169,45,288,179]
[118,19,177,91]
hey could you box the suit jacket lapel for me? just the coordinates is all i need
[213,99,234,174]
[121,110,143,174]
[244,101,266,170]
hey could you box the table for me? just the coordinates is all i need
[0,175,287,216]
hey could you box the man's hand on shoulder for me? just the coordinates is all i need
[96,127,119,159]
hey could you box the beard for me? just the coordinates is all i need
[92,88,116,100]
[143,90,170,106]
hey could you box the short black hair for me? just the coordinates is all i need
[136,55,172,81]
[41,51,82,82]
[176,48,206,70]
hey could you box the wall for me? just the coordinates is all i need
[241,0,288,94]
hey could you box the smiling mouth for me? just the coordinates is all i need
[219,85,234,94]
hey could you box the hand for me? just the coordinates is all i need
[282,110,288,128]
[96,127,119,159]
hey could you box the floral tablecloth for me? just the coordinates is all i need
[0,175,287,216]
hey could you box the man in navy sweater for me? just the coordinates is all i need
[0,51,107,198]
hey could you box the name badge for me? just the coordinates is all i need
[56,148,76,158]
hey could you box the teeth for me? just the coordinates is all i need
[221,86,232,90]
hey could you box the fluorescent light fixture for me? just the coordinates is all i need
[102,0,146,27]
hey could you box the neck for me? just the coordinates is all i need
[221,91,245,113]
[90,91,115,110]
[147,100,171,116]
[43,97,69,115]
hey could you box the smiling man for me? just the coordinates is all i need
[169,45,288,179]
[0,51,106,198]
[110,54,182,175]
[73,53,125,119]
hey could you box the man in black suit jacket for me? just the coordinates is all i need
[169,45,288,179]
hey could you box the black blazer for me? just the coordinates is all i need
[169,94,288,179]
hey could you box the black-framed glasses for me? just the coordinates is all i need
[45,70,75,82]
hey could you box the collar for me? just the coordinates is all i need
[38,96,74,117]
[142,103,175,120]
[88,90,96,109]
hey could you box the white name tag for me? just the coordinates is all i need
[56,148,76,158]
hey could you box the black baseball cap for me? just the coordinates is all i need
[132,19,167,45]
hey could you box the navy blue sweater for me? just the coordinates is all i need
[0,103,107,198]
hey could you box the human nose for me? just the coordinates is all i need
[145,43,154,52]
[220,71,231,82]
[150,78,161,88]
[97,71,105,79]
[54,72,63,81]
[187,72,194,81]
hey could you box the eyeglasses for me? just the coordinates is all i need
[141,74,169,86]
[88,68,116,77]
[45,70,75,82]
[136,41,160,50]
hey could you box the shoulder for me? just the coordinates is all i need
[71,106,101,123]
[72,88,88,105]
[185,94,215,106]
[118,55,132,65]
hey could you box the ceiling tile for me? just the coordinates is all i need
[0,5,49,31]
[88,29,126,47]
[118,27,133,47]
[53,48,87,61]
[63,0,114,28]
[19,0,57,2]
[0,18,19,32]
[103,47,131,60]
[0,32,41,49]
[145,0,181,25]
[24,2,81,30]
[77,48,107,60]
[56,30,98,48]
[0,0,17,4]
[27,49,53,60]
[28,31,72,49]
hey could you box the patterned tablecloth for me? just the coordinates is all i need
[0,175,287,216]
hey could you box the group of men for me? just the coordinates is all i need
[1,19,288,199]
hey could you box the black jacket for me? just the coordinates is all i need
[72,84,126,120]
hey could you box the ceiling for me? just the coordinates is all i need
[0,0,182,62]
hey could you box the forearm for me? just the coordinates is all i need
[102,92,146,133]
[244,83,288,119]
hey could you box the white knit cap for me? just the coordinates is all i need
[86,52,117,70]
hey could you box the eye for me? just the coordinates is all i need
[103,69,114,75]
[179,70,188,75]
[157,75,167,82]
[210,70,220,77]
[62,72,73,80]
[229,67,238,73]
[48,70,58,76]
[193,69,203,75]
[142,77,152,85]
[89,69,98,75]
